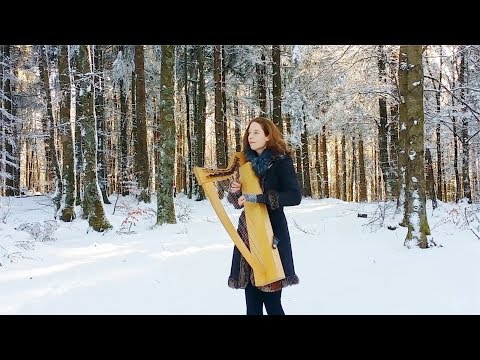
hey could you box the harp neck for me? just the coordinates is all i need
[194,152,246,185]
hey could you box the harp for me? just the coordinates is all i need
[194,152,285,286]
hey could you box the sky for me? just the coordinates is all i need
[0,192,479,315]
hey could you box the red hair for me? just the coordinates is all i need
[242,117,292,156]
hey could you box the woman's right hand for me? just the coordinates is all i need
[229,180,242,193]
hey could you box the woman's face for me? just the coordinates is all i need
[248,121,269,155]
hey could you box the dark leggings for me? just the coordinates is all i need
[245,282,285,315]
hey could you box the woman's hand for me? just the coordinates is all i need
[238,195,246,207]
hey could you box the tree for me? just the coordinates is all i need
[377,45,394,199]
[58,45,76,221]
[157,45,176,225]
[358,135,367,201]
[195,45,206,201]
[134,45,150,203]
[77,45,111,232]
[301,110,312,196]
[214,45,226,169]
[321,125,329,198]
[94,45,111,204]
[0,45,19,196]
[256,49,267,116]
[272,45,283,133]
[399,45,430,249]
[39,45,62,209]
[115,46,130,196]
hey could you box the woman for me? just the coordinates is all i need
[227,117,302,315]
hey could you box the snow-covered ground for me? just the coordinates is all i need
[1,193,479,314]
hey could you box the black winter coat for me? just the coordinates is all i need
[227,153,302,292]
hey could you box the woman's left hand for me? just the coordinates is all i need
[238,195,246,206]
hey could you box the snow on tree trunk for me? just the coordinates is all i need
[58,45,76,222]
[1,45,19,196]
[399,45,430,249]
[94,45,111,205]
[195,45,206,201]
[321,125,329,198]
[397,50,408,219]
[377,45,393,199]
[39,46,62,211]
[77,45,111,232]
[272,45,283,133]
[341,134,347,201]
[214,45,226,169]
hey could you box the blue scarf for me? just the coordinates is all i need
[246,148,275,177]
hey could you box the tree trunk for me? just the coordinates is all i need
[341,134,347,201]
[190,47,198,199]
[184,46,192,198]
[214,45,226,169]
[349,136,356,202]
[117,46,129,196]
[256,51,267,116]
[400,45,430,249]
[58,45,76,221]
[435,46,444,201]
[71,50,83,206]
[458,47,471,203]
[134,45,150,202]
[397,50,408,219]
[272,45,283,133]
[77,45,111,232]
[358,136,367,201]
[334,137,340,199]
[175,92,183,194]
[452,113,461,202]
[39,46,62,205]
[234,92,241,152]
[315,134,322,198]
[94,45,111,204]
[321,125,329,197]
[389,104,399,198]
[301,110,312,197]
[195,45,206,201]
[221,46,228,163]
[157,45,176,225]
[373,146,378,200]
[425,147,437,209]
[377,45,393,199]
[1,45,18,196]
[38,47,53,193]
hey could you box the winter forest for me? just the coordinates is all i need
[1,45,478,252]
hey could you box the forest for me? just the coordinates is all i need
[1,45,478,249]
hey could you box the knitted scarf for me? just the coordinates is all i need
[246,148,275,177]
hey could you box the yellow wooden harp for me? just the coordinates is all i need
[194,152,285,286]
